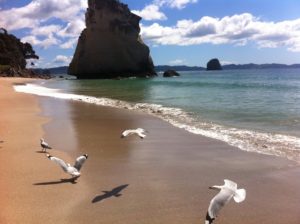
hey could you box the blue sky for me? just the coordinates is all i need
[1,0,300,68]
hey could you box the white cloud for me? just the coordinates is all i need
[0,0,86,30]
[60,38,78,49]
[0,0,86,49]
[184,17,217,37]
[133,0,197,21]
[22,35,60,49]
[53,55,72,64]
[141,13,300,52]
[57,20,85,37]
[31,25,62,37]
[132,4,167,21]
[169,59,186,65]
[154,0,198,9]
[220,60,236,65]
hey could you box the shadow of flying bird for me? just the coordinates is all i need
[92,184,129,203]
[33,177,79,185]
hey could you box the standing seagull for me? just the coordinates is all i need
[121,128,147,139]
[46,154,88,178]
[40,138,52,152]
[205,179,246,224]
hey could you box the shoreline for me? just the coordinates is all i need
[0,78,90,223]
[14,81,300,163]
[1,77,300,223]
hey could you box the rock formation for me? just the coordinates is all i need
[163,69,180,77]
[68,0,156,79]
[207,58,222,70]
[0,28,48,78]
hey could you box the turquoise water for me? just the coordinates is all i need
[45,69,300,136]
[38,68,300,161]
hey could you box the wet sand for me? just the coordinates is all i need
[1,78,300,223]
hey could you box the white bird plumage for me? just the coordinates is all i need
[46,154,88,178]
[121,128,147,139]
[40,138,52,152]
[205,179,246,224]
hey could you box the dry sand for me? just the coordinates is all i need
[1,77,300,224]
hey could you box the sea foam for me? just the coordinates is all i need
[14,83,300,162]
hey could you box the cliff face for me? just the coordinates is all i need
[0,28,47,78]
[68,0,156,79]
[0,28,38,70]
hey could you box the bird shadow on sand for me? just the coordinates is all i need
[33,177,79,185]
[35,150,46,153]
[92,184,129,203]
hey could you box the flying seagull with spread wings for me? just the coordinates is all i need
[46,154,88,178]
[40,138,52,152]
[205,179,246,224]
[121,128,147,139]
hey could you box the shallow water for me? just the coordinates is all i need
[14,68,300,161]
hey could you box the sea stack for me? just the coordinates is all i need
[163,69,180,77]
[68,0,156,79]
[206,58,222,70]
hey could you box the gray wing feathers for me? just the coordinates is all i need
[208,189,233,218]
[42,142,52,149]
[50,157,68,172]
[74,155,87,171]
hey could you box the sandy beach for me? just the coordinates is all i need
[1,77,300,224]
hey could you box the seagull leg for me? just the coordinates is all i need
[70,176,79,183]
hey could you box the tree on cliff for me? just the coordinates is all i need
[0,28,49,78]
[0,28,39,70]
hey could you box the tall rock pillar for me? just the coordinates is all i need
[68,0,156,79]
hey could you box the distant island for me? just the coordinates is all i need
[36,63,300,76]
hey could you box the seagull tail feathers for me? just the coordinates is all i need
[205,212,214,224]
[233,188,246,203]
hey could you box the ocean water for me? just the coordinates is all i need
[15,68,300,162]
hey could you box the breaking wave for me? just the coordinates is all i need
[14,83,300,162]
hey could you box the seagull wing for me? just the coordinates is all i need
[138,132,146,138]
[136,128,146,133]
[224,179,237,190]
[208,188,234,219]
[121,130,133,137]
[233,188,246,203]
[48,155,68,172]
[74,154,88,171]
[41,141,52,149]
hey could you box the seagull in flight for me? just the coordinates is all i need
[205,179,246,224]
[40,138,52,152]
[121,128,147,139]
[46,154,88,178]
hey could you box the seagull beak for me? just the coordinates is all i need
[209,185,221,190]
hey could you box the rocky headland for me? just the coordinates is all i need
[0,28,49,78]
[68,0,156,79]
